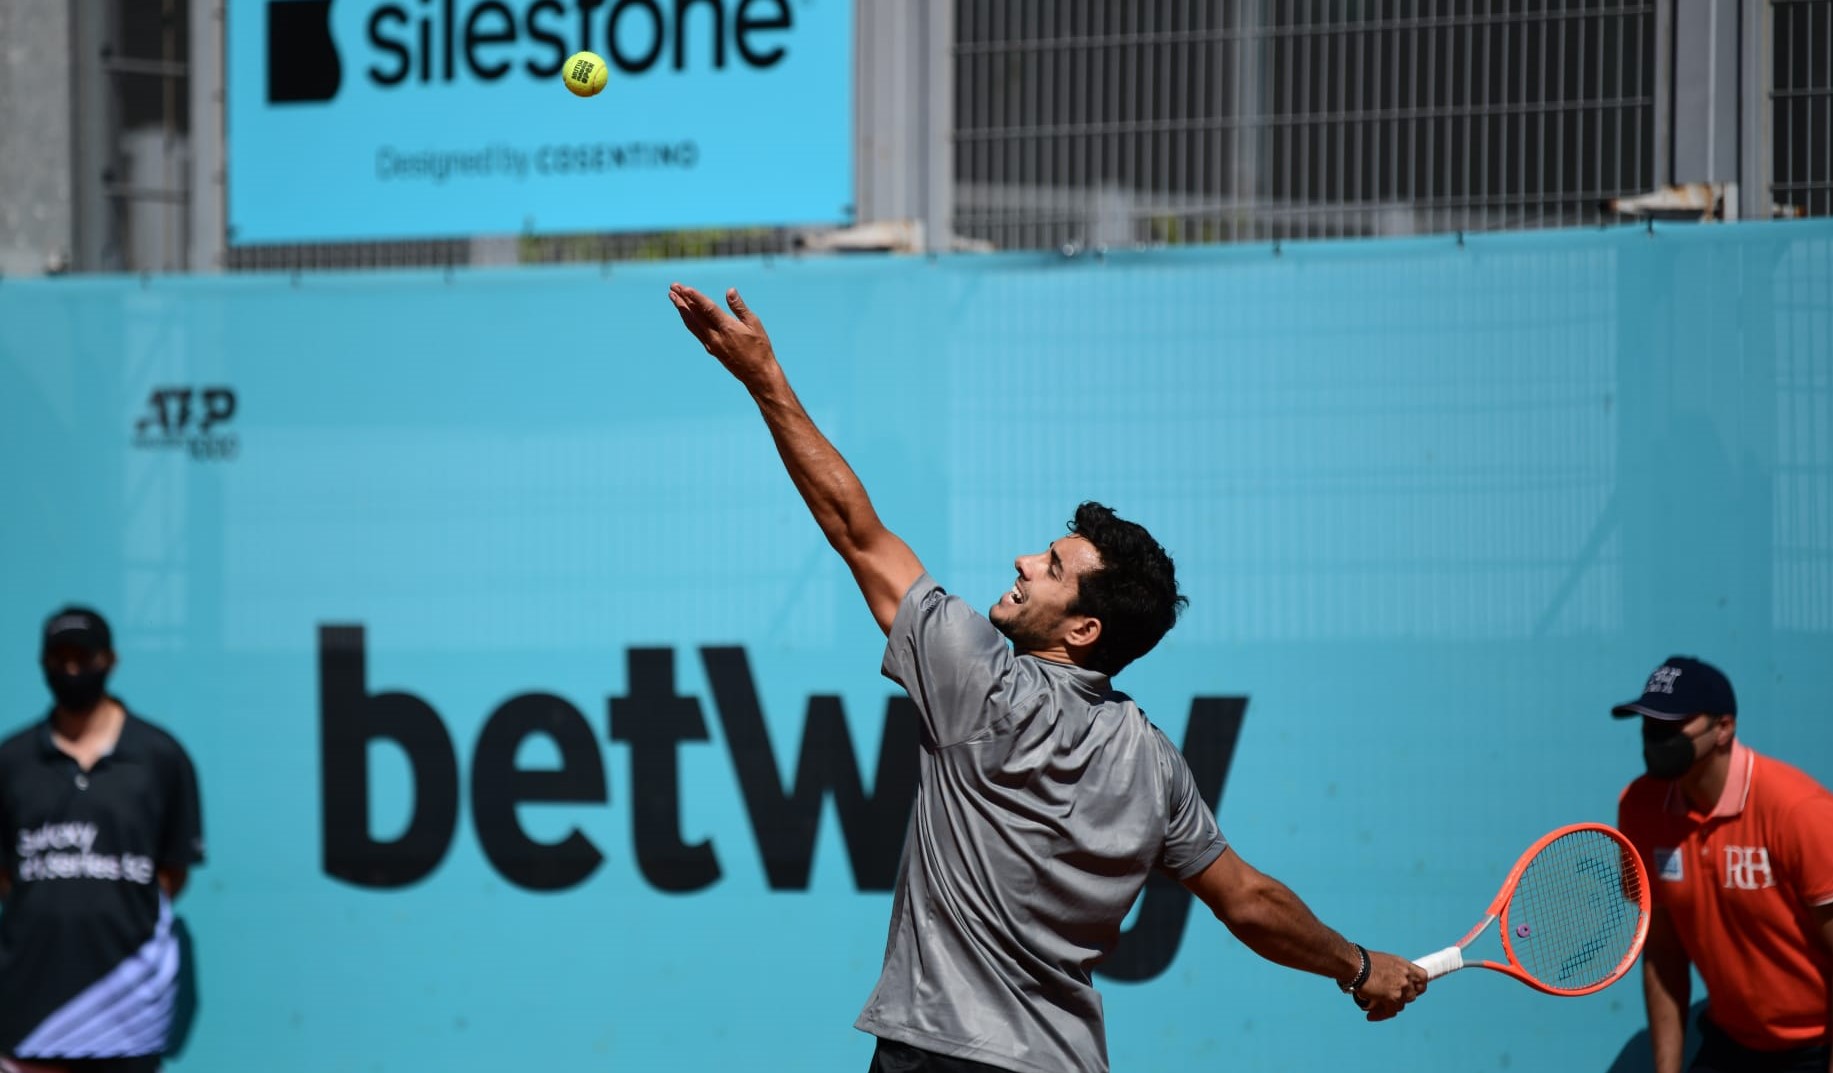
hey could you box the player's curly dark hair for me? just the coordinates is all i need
[1065,501,1186,675]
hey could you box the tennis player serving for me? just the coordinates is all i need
[668,283,1426,1073]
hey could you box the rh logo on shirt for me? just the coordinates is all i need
[1724,846,1776,890]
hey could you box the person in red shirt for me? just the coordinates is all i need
[1613,656,1833,1073]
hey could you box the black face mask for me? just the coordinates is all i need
[45,666,109,713]
[1641,720,1704,780]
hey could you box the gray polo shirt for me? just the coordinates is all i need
[855,575,1226,1073]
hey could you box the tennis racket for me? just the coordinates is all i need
[1412,822,1650,996]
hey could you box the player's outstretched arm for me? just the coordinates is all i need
[1183,848,1426,1021]
[668,283,923,634]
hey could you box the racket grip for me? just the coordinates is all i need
[1413,946,1464,980]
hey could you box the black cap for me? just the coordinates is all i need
[42,606,113,655]
[1611,656,1736,722]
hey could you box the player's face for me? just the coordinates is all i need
[990,535,1100,649]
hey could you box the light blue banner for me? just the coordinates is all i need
[228,0,853,242]
[1,222,1830,1073]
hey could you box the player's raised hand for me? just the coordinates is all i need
[668,283,777,389]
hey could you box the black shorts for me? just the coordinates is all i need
[867,1037,1012,1073]
[1691,1015,1829,1073]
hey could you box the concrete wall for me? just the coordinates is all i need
[0,1,75,275]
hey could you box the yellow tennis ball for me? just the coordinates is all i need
[562,51,608,97]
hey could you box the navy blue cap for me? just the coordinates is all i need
[42,606,113,655]
[1611,656,1736,721]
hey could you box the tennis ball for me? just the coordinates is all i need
[562,51,608,98]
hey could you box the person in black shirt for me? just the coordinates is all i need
[0,607,205,1073]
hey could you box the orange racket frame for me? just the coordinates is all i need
[1412,822,1652,997]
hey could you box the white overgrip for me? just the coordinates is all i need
[1413,945,1465,980]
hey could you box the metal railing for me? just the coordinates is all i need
[1771,0,1833,218]
[953,0,1659,250]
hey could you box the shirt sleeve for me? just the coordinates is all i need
[1153,726,1226,879]
[1778,787,1833,906]
[159,737,206,869]
[1616,782,1670,907]
[880,574,1014,750]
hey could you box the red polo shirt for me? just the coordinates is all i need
[1618,743,1833,1050]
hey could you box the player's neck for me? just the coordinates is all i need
[1018,643,1076,667]
[1676,746,1734,814]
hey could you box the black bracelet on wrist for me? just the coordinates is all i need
[1337,943,1371,994]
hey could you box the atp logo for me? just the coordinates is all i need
[133,386,239,461]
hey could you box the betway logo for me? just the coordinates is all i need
[319,625,1247,981]
[268,0,796,104]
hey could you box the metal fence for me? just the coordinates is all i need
[954,0,1659,250]
[221,227,807,273]
[62,0,1833,271]
[1772,0,1833,218]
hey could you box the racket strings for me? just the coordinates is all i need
[1504,828,1646,992]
